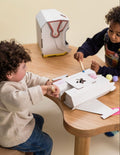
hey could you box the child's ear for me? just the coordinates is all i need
[6,72,13,80]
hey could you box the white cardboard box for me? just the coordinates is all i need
[53,69,118,119]
[36,9,71,57]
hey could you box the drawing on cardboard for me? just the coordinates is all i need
[76,78,86,84]
[65,69,97,89]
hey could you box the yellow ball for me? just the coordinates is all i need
[106,74,112,81]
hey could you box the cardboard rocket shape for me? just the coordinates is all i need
[36,9,71,57]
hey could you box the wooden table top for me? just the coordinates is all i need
[24,44,120,137]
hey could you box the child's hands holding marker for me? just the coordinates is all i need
[74,52,85,72]
[74,52,84,61]
[43,79,60,97]
[74,52,100,73]
[41,85,60,98]
[47,85,60,98]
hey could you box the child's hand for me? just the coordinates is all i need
[47,85,60,98]
[45,79,53,85]
[74,52,84,62]
[91,60,100,73]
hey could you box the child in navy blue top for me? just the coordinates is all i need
[74,6,120,77]
[74,6,120,137]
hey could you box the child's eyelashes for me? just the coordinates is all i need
[108,28,120,37]
[116,33,120,37]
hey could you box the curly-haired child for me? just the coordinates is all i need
[0,40,60,154]
[74,6,120,76]
[74,6,120,137]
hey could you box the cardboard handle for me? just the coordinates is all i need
[48,20,68,38]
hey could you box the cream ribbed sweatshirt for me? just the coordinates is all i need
[0,72,48,147]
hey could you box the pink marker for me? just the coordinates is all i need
[89,73,97,79]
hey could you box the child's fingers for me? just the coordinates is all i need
[74,53,79,61]
[74,52,82,61]
[92,60,97,64]
[47,85,60,98]
[91,60,100,73]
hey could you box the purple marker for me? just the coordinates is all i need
[113,76,118,82]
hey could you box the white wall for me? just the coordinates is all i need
[0,0,119,47]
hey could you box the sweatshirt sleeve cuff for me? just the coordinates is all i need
[28,86,43,105]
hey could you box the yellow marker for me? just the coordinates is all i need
[106,74,112,82]
[51,85,55,92]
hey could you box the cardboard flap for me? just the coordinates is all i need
[48,20,68,38]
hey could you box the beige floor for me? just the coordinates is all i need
[30,96,119,155]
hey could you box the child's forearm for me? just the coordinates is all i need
[97,66,120,76]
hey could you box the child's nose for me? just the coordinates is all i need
[111,33,116,39]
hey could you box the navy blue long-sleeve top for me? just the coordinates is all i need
[77,28,120,76]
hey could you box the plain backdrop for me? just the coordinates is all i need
[0,0,119,48]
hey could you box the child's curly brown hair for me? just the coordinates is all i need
[0,40,31,82]
[105,6,120,24]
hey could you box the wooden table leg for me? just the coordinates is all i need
[74,136,91,155]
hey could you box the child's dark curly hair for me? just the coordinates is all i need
[105,6,120,24]
[0,40,31,82]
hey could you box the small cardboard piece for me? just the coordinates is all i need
[36,9,71,57]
